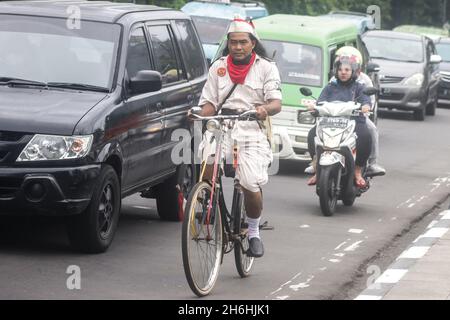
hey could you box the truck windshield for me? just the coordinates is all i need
[0,15,121,90]
[262,40,323,87]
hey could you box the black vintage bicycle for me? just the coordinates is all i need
[182,108,261,297]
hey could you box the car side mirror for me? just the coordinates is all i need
[363,87,378,96]
[129,70,162,95]
[430,54,442,64]
[367,62,381,73]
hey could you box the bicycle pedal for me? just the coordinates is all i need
[259,221,274,231]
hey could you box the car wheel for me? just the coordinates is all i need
[426,94,437,116]
[155,162,196,222]
[66,165,121,253]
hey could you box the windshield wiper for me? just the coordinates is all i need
[0,77,48,87]
[47,82,109,92]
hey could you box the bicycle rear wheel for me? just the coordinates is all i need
[182,181,223,297]
[233,190,254,277]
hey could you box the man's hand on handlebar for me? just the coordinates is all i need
[255,105,269,120]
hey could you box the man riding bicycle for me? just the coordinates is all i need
[189,18,282,258]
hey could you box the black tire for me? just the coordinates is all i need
[182,181,223,297]
[317,165,339,217]
[234,190,254,278]
[67,165,121,253]
[155,163,196,221]
[413,106,425,121]
[426,94,437,116]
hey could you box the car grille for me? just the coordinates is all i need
[380,93,405,101]
[380,76,404,84]
[0,131,32,164]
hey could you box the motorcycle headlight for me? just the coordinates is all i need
[206,119,220,132]
[17,135,93,162]
[403,73,424,87]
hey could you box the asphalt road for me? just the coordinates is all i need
[1,108,449,300]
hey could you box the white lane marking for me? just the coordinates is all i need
[348,229,364,234]
[344,241,363,252]
[378,219,383,222]
[335,241,347,250]
[270,272,302,296]
[408,203,415,208]
[398,246,430,259]
[375,269,408,284]
[289,275,315,291]
[427,220,439,229]
[274,296,289,300]
[300,225,310,228]
[354,295,382,300]
[334,253,345,257]
[441,210,450,219]
[133,206,151,210]
[329,259,341,263]
[319,267,327,271]
[421,228,449,238]
[391,217,398,221]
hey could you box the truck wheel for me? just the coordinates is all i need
[67,165,121,253]
[155,163,196,221]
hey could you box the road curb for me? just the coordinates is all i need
[354,210,450,300]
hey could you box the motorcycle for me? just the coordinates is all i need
[300,87,379,216]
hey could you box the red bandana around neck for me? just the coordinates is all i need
[226,52,256,84]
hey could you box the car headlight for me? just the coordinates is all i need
[298,111,316,124]
[17,135,93,162]
[403,73,424,87]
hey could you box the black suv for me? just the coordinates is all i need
[0,1,207,252]
[363,30,442,121]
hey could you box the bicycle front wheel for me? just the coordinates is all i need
[233,190,254,278]
[182,181,223,297]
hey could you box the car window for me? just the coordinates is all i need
[363,36,424,63]
[174,20,206,80]
[147,25,183,85]
[0,15,120,89]
[126,27,152,80]
[191,16,230,46]
[435,42,450,62]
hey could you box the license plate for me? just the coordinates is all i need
[320,118,349,129]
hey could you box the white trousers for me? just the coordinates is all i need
[199,122,272,193]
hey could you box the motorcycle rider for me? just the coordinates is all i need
[305,46,385,177]
[306,50,373,188]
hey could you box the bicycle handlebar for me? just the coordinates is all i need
[189,108,258,121]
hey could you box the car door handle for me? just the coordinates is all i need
[156,102,163,110]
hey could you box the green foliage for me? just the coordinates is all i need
[1,0,446,29]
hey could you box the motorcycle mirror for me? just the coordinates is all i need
[362,87,378,96]
[300,87,313,97]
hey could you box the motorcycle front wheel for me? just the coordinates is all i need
[317,164,339,216]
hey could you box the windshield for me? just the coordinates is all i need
[0,15,120,89]
[191,16,230,45]
[363,36,424,63]
[436,43,450,62]
[262,40,322,87]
